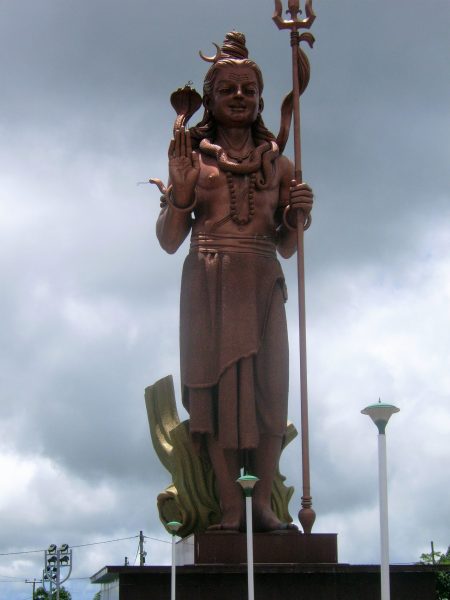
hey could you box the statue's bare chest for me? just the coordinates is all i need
[192,154,281,234]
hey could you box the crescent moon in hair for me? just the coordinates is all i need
[199,43,222,63]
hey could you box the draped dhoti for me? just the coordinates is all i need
[180,233,289,450]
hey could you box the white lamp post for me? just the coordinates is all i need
[167,521,182,600]
[237,474,259,600]
[361,400,399,600]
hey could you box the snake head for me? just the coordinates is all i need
[170,84,202,130]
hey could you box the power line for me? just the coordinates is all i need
[144,535,171,545]
[0,534,140,557]
[0,534,176,557]
[0,548,44,556]
[0,531,177,584]
[133,541,140,566]
[70,535,139,549]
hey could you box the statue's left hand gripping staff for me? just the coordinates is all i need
[147,84,202,202]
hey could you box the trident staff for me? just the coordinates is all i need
[273,0,316,534]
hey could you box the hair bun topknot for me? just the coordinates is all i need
[221,31,248,60]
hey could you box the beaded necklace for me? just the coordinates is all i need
[200,138,279,227]
[225,171,256,225]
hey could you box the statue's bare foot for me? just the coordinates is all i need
[208,507,244,532]
[253,503,298,533]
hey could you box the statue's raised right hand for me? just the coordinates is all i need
[168,127,200,208]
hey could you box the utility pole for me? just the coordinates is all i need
[139,531,147,566]
[25,578,41,599]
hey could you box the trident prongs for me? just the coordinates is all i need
[273,0,316,30]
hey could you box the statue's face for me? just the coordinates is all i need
[207,64,260,128]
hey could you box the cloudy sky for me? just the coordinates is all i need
[1,0,449,598]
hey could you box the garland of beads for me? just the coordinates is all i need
[226,171,256,226]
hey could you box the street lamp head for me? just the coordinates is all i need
[237,474,259,497]
[361,400,400,434]
[166,520,182,535]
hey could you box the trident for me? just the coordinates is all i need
[273,0,316,534]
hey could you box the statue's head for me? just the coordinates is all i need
[190,32,275,146]
[201,32,264,100]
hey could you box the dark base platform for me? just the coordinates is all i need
[178,531,338,564]
[92,563,438,600]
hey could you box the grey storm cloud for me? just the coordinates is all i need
[0,1,449,599]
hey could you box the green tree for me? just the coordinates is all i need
[92,592,102,600]
[420,546,450,600]
[34,585,72,600]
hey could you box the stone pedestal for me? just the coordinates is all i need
[177,531,338,565]
[91,563,439,600]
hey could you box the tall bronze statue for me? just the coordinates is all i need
[153,31,313,532]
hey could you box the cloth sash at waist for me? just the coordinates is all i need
[190,232,277,258]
